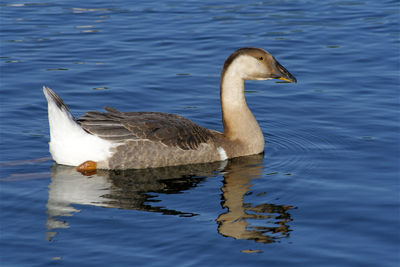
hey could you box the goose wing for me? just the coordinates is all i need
[77,107,215,150]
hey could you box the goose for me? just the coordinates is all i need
[43,47,296,172]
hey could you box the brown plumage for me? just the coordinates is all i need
[78,107,215,150]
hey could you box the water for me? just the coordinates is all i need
[1,0,399,266]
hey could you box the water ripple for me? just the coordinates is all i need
[265,121,343,174]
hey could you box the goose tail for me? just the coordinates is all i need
[43,86,83,142]
[43,86,75,124]
[43,86,113,166]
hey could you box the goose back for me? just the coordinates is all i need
[77,107,216,150]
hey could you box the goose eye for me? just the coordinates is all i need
[257,56,264,61]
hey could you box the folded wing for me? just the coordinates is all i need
[77,107,215,150]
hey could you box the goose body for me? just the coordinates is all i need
[43,47,296,170]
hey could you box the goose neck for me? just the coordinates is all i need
[219,66,263,152]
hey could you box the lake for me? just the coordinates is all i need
[1,0,399,266]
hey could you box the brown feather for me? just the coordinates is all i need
[77,107,214,150]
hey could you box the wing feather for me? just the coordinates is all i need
[77,107,214,150]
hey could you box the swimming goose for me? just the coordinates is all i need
[43,47,296,171]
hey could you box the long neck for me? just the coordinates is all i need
[220,66,264,155]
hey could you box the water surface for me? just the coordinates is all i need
[1,0,399,266]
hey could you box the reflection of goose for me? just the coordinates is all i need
[45,155,293,243]
[46,162,221,215]
[46,162,222,240]
[43,48,296,171]
[217,155,293,243]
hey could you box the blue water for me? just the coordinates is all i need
[1,0,399,266]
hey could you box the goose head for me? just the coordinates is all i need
[222,47,297,83]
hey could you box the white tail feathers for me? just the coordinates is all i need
[43,86,113,166]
